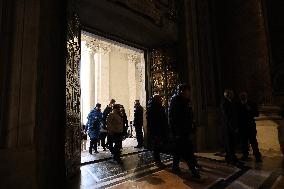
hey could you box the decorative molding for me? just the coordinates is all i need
[82,31,142,56]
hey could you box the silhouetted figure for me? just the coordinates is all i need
[169,84,200,178]
[120,105,129,139]
[102,99,116,149]
[134,100,144,148]
[106,104,124,163]
[147,94,168,165]
[86,103,103,154]
[118,105,128,149]
[220,89,238,164]
[238,92,262,162]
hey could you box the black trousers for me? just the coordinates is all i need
[135,125,143,146]
[240,128,261,158]
[108,133,123,160]
[152,135,163,161]
[172,137,197,170]
[224,130,238,162]
[100,132,107,149]
[89,138,98,153]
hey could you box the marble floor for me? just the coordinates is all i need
[81,138,145,164]
[71,149,284,189]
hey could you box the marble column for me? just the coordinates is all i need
[81,41,95,124]
[99,45,111,108]
[127,54,138,121]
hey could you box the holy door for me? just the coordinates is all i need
[150,47,179,109]
[65,3,81,178]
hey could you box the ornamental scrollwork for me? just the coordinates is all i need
[151,48,178,108]
[65,9,81,178]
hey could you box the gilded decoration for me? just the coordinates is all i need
[65,9,81,178]
[151,49,178,107]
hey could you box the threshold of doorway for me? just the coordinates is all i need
[81,147,148,166]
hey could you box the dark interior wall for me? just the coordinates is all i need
[0,0,14,147]
[214,0,272,104]
[0,0,39,188]
[36,0,67,188]
[179,0,224,151]
[264,0,284,104]
[0,0,67,188]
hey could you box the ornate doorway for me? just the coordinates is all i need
[65,3,81,178]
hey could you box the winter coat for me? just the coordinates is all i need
[168,94,194,137]
[220,98,238,133]
[133,105,143,127]
[86,108,103,140]
[102,105,112,128]
[106,111,124,134]
[147,98,168,138]
[238,100,259,133]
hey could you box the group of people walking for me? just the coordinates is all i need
[147,84,201,178]
[82,83,263,179]
[81,99,145,163]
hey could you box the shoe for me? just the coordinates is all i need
[191,168,201,179]
[89,147,92,154]
[103,147,106,151]
[94,151,99,154]
[195,163,202,170]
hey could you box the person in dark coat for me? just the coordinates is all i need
[220,89,238,164]
[86,103,103,154]
[147,94,168,164]
[102,99,116,149]
[106,104,124,163]
[133,100,144,148]
[169,84,200,178]
[238,92,262,162]
[118,105,128,149]
[120,105,129,139]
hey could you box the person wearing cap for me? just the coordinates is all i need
[238,91,262,162]
[106,104,124,163]
[86,103,103,154]
[169,84,200,179]
[133,100,144,148]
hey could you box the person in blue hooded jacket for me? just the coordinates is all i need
[86,103,103,154]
